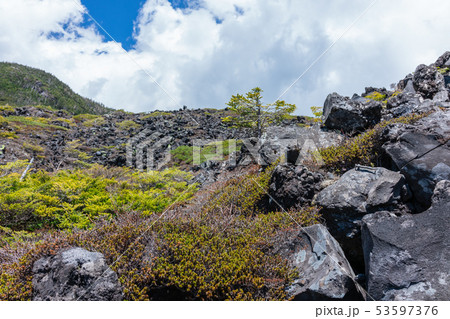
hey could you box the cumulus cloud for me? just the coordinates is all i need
[0,0,450,115]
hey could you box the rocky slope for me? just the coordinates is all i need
[0,52,449,301]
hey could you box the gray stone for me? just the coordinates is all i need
[434,51,450,69]
[362,181,450,300]
[386,92,421,110]
[316,167,410,214]
[267,163,323,210]
[433,90,449,103]
[277,224,364,301]
[315,167,411,271]
[32,247,123,301]
[323,93,382,133]
[382,110,450,210]
[413,64,446,100]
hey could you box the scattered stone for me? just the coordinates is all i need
[32,247,123,301]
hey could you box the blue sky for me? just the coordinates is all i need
[82,0,190,50]
[0,0,450,114]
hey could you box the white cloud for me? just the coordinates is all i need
[0,0,450,115]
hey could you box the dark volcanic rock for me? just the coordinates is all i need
[382,110,450,211]
[413,64,445,100]
[315,167,411,271]
[323,93,382,133]
[316,167,411,214]
[32,247,123,301]
[277,224,364,301]
[434,51,450,69]
[268,163,323,211]
[362,180,450,300]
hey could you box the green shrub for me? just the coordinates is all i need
[365,91,387,101]
[0,116,8,128]
[117,120,140,131]
[141,111,174,119]
[437,67,450,74]
[0,160,30,176]
[5,116,67,131]
[0,163,322,301]
[73,113,100,122]
[318,113,427,172]
[23,142,44,154]
[0,203,319,301]
[0,165,197,231]
[310,106,323,123]
[0,132,16,139]
[0,105,15,113]
[82,116,106,127]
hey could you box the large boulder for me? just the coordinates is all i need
[361,180,450,300]
[413,64,446,100]
[276,224,364,301]
[32,247,123,301]
[315,167,411,271]
[267,163,323,211]
[382,110,450,211]
[323,93,382,133]
[316,167,411,214]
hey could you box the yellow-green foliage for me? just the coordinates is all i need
[365,91,387,101]
[141,111,174,119]
[64,140,92,165]
[0,163,321,301]
[117,120,140,131]
[0,165,197,231]
[0,160,30,176]
[0,207,318,300]
[5,116,67,131]
[23,142,44,154]
[203,167,273,216]
[0,132,17,139]
[0,105,15,113]
[0,115,8,128]
[318,113,427,172]
[73,113,100,122]
[82,116,106,127]
[310,106,323,123]
[437,67,450,74]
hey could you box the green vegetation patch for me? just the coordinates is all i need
[365,91,387,101]
[437,67,450,74]
[0,165,197,231]
[117,120,140,131]
[23,142,44,154]
[0,164,320,301]
[318,113,427,172]
[141,111,174,119]
[5,116,68,131]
